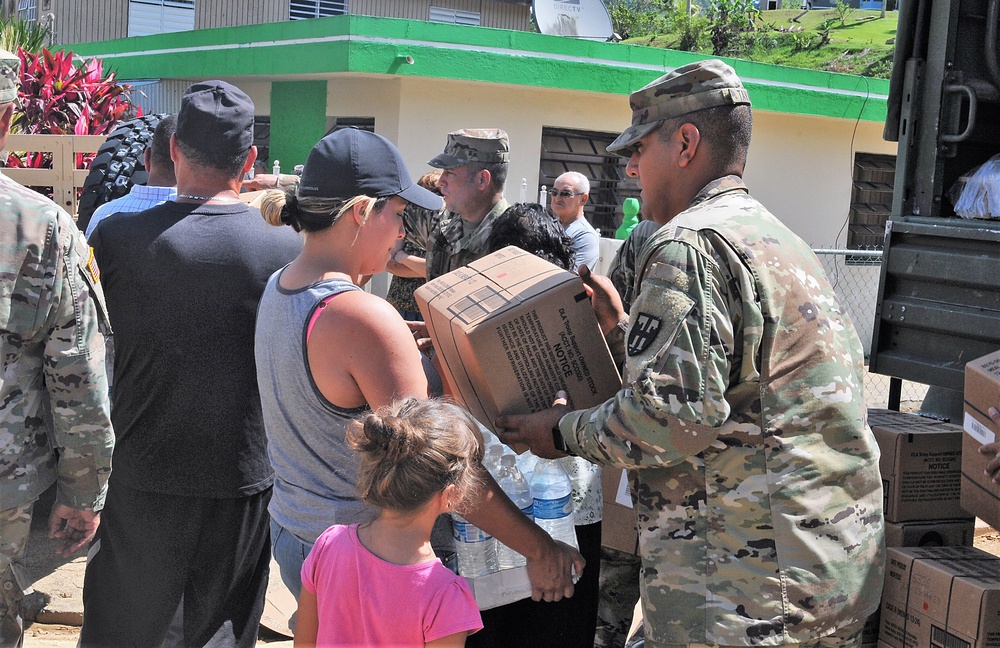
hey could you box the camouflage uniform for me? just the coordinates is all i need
[560,175,884,646]
[559,60,885,647]
[425,128,510,281]
[425,198,510,281]
[609,219,661,313]
[0,165,115,645]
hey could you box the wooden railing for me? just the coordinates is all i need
[2,134,106,217]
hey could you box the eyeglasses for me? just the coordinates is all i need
[551,190,584,198]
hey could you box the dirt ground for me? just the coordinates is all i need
[21,486,294,647]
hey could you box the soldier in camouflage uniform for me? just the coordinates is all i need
[497,59,885,647]
[0,48,114,647]
[596,219,662,648]
[417,128,510,281]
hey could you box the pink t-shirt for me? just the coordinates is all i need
[301,524,483,646]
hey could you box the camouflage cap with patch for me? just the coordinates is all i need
[0,48,19,104]
[428,128,510,169]
[607,58,751,155]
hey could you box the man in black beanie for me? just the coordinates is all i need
[80,81,302,648]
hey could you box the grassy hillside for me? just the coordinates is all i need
[627,8,898,78]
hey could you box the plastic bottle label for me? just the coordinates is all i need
[520,504,533,517]
[533,493,571,520]
[453,521,493,543]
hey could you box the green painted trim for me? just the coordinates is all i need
[269,80,327,169]
[65,14,889,123]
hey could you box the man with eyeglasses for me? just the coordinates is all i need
[551,171,601,271]
[423,128,510,281]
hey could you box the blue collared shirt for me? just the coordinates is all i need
[85,184,177,238]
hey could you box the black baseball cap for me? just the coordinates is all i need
[176,80,254,154]
[299,129,443,212]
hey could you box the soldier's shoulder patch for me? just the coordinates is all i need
[85,247,100,283]
[627,312,662,356]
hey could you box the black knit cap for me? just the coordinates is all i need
[299,128,442,212]
[176,80,254,154]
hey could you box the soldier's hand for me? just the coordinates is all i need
[406,320,434,354]
[579,265,626,335]
[979,407,1000,482]
[495,391,570,459]
[523,538,585,603]
[48,504,100,557]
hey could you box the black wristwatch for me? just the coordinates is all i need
[551,423,567,453]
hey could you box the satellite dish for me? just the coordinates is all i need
[533,0,615,41]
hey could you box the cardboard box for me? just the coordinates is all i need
[601,467,639,555]
[415,246,621,436]
[963,350,1000,531]
[879,546,1000,648]
[870,409,967,522]
[884,519,975,548]
[465,566,531,611]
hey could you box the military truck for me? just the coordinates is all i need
[868,0,1000,420]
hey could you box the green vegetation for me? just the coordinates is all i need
[619,6,897,78]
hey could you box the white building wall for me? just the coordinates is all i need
[239,75,897,250]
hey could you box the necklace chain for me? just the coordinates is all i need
[177,193,241,202]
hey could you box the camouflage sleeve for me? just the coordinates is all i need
[560,238,733,469]
[608,220,660,313]
[403,206,441,251]
[42,215,114,511]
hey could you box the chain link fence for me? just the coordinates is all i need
[812,247,929,409]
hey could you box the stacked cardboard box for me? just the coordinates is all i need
[963,350,1000,531]
[880,546,1000,648]
[868,409,975,647]
[870,408,970,526]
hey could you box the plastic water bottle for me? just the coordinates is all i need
[483,444,506,480]
[516,451,541,485]
[451,512,498,577]
[496,454,532,569]
[530,459,579,550]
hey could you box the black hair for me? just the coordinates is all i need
[660,104,753,172]
[150,115,177,172]
[487,202,574,270]
[468,161,508,193]
[176,137,251,179]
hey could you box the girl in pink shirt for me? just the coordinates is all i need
[295,398,485,647]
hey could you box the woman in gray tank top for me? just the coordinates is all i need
[254,129,584,611]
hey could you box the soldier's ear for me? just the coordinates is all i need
[476,168,491,191]
[676,123,701,168]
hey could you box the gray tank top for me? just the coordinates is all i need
[255,269,372,543]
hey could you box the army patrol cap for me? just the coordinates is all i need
[607,59,751,155]
[428,128,510,169]
[0,48,19,104]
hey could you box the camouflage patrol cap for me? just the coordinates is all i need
[428,128,510,169]
[0,48,19,104]
[607,58,751,155]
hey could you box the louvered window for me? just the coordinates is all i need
[17,0,37,23]
[429,6,481,25]
[290,0,348,19]
[128,0,195,37]
[538,127,639,237]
